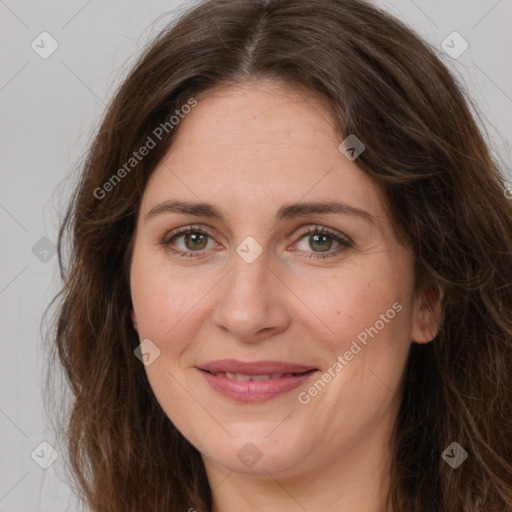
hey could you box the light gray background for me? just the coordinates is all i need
[1,0,511,510]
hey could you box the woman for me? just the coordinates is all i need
[50,0,512,510]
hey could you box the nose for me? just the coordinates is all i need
[211,250,291,342]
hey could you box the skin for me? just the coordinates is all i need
[129,79,442,512]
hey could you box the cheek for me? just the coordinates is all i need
[130,251,199,349]
[292,262,407,354]
[318,274,412,407]
[130,267,204,421]
[294,270,411,435]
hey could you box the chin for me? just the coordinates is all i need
[198,429,309,475]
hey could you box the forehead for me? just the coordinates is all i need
[140,80,387,227]
[168,80,341,162]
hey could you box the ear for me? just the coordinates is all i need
[131,308,139,333]
[410,284,444,344]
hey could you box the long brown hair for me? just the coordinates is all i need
[47,0,512,510]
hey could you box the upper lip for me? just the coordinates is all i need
[198,359,317,375]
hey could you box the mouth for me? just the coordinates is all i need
[196,360,319,402]
[201,369,317,380]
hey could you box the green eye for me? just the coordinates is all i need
[162,225,353,260]
[293,227,353,259]
[163,227,215,258]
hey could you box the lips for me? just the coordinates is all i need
[209,371,302,381]
[199,359,317,375]
[197,359,318,402]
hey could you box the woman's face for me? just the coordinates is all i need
[130,80,436,478]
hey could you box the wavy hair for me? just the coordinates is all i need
[47,0,512,510]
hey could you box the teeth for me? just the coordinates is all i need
[250,374,271,381]
[225,372,251,381]
[215,372,298,381]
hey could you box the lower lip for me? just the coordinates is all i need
[198,369,317,403]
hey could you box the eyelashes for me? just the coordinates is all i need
[161,224,354,260]
[162,225,218,258]
[289,226,353,259]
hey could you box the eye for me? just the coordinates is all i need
[161,224,353,260]
[292,226,353,260]
[161,224,218,258]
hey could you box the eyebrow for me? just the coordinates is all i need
[145,199,376,225]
